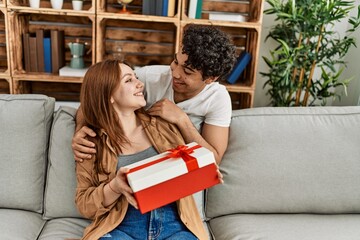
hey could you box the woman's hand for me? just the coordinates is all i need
[112,167,138,209]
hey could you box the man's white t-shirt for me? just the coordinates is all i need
[135,65,232,132]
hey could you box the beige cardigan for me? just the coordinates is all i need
[75,110,208,240]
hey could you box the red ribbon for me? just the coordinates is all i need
[128,144,201,174]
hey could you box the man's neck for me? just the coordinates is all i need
[173,84,207,103]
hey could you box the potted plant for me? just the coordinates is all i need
[261,0,360,106]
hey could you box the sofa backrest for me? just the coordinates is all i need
[44,106,82,219]
[206,107,360,218]
[0,94,54,213]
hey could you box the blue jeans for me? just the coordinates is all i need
[100,203,197,240]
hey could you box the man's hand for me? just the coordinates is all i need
[147,98,228,164]
[147,98,187,125]
[72,126,97,162]
[216,165,224,184]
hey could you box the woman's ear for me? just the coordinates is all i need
[110,97,115,104]
[204,76,219,84]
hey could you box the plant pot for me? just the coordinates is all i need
[29,0,40,8]
[51,0,63,9]
[72,0,83,11]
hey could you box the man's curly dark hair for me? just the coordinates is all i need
[182,24,236,81]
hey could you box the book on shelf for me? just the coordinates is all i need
[142,0,156,15]
[36,29,45,72]
[29,34,39,72]
[59,66,89,77]
[209,12,247,22]
[143,0,175,17]
[155,0,163,16]
[51,30,65,74]
[162,0,168,16]
[195,0,202,18]
[43,36,52,73]
[142,0,151,14]
[227,51,251,84]
[167,0,176,17]
[22,33,31,72]
[188,0,202,19]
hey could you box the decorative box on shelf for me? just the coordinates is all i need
[125,142,220,214]
[59,66,89,77]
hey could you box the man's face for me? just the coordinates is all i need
[170,49,213,101]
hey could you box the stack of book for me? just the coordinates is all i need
[142,0,176,17]
[23,29,65,74]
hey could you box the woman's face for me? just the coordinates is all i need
[111,63,146,112]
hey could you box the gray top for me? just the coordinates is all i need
[117,146,158,170]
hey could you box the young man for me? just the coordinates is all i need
[72,24,236,164]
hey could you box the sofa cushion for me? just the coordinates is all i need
[206,107,360,217]
[38,218,90,240]
[208,214,360,240]
[0,209,45,240]
[0,94,54,213]
[44,106,82,219]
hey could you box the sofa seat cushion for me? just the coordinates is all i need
[38,218,90,240]
[0,94,55,213]
[0,209,45,240]
[208,214,360,240]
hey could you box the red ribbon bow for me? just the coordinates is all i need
[128,144,201,174]
[167,145,200,172]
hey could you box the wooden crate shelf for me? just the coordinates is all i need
[0,77,11,93]
[229,92,254,110]
[8,12,95,75]
[3,0,263,107]
[96,18,178,66]
[13,80,81,101]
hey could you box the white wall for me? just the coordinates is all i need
[333,5,360,106]
[254,2,360,107]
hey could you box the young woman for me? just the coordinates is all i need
[75,59,216,240]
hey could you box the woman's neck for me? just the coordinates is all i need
[117,111,152,155]
[117,111,141,138]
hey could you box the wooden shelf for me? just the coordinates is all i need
[12,74,83,83]
[7,6,95,16]
[221,82,255,93]
[97,12,180,23]
[2,0,263,108]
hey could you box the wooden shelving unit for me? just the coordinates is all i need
[6,0,95,100]
[2,0,263,109]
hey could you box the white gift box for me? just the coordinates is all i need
[125,142,220,213]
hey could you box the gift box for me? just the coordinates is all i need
[125,142,220,214]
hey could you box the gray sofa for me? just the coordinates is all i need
[1,94,360,240]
